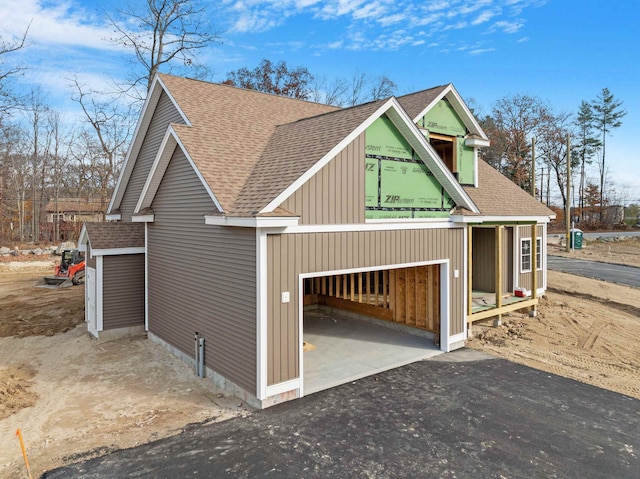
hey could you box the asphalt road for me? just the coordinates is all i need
[44,351,640,479]
[548,255,640,288]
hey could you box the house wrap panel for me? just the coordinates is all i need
[102,253,145,330]
[266,227,464,386]
[148,147,257,394]
[280,133,366,225]
[119,92,184,221]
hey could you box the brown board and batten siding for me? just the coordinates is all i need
[517,224,544,291]
[280,133,366,225]
[147,147,257,394]
[119,92,185,221]
[102,254,145,330]
[266,228,464,386]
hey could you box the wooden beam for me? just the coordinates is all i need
[468,298,539,323]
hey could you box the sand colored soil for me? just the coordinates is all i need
[1,238,639,477]
[468,270,640,400]
[0,266,245,479]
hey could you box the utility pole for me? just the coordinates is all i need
[565,134,571,253]
[530,137,536,198]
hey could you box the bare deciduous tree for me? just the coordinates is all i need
[108,0,220,99]
[71,78,134,213]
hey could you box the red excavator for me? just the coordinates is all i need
[35,249,85,288]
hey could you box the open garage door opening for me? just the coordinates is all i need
[301,264,445,395]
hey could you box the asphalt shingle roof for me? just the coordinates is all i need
[464,160,555,217]
[84,222,145,249]
[155,74,553,220]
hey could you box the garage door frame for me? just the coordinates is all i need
[298,259,450,398]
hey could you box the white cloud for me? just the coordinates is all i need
[470,47,495,54]
[491,19,524,33]
[0,0,117,51]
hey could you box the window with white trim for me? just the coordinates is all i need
[521,237,542,273]
[521,238,531,273]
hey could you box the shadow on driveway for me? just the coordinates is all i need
[44,350,639,478]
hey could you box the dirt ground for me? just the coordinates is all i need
[0,263,246,479]
[1,240,640,478]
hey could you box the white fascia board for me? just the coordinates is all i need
[131,215,155,223]
[91,247,146,256]
[260,98,399,214]
[135,127,177,214]
[205,215,299,228]
[78,224,89,246]
[451,215,553,224]
[384,104,479,213]
[108,75,190,215]
[135,127,224,214]
[105,213,121,221]
[411,84,489,141]
[283,221,457,234]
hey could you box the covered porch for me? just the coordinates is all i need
[467,223,539,327]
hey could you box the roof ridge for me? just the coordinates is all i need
[158,73,341,111]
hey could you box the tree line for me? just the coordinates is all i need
[0,0,630,245]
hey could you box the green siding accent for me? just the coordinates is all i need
[365,116,454,219]
[420,99,467,137]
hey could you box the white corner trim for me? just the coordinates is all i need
[96,256,104,332]
[105,213,121,221]
[266,378,301,398]
[132,215,155,223]
[145,222,149,332]
[257,230,268,400]
[440,260,451,352]
[91,247,146,256]
[205,215,299,228]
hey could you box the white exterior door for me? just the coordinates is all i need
[86,266,98,337]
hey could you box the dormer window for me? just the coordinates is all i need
[429,133,457,177]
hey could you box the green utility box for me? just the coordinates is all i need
[570,229,583,249]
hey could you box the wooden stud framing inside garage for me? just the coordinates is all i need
[304,265,441,333]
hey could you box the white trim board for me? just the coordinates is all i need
[256,230,269,400]
[90,247,145,257]
[134,126,223,214]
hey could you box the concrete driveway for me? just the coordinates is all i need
[548,255,640,288]
[44,350,639,479]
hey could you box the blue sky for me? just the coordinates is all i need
[2,0,638,203]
